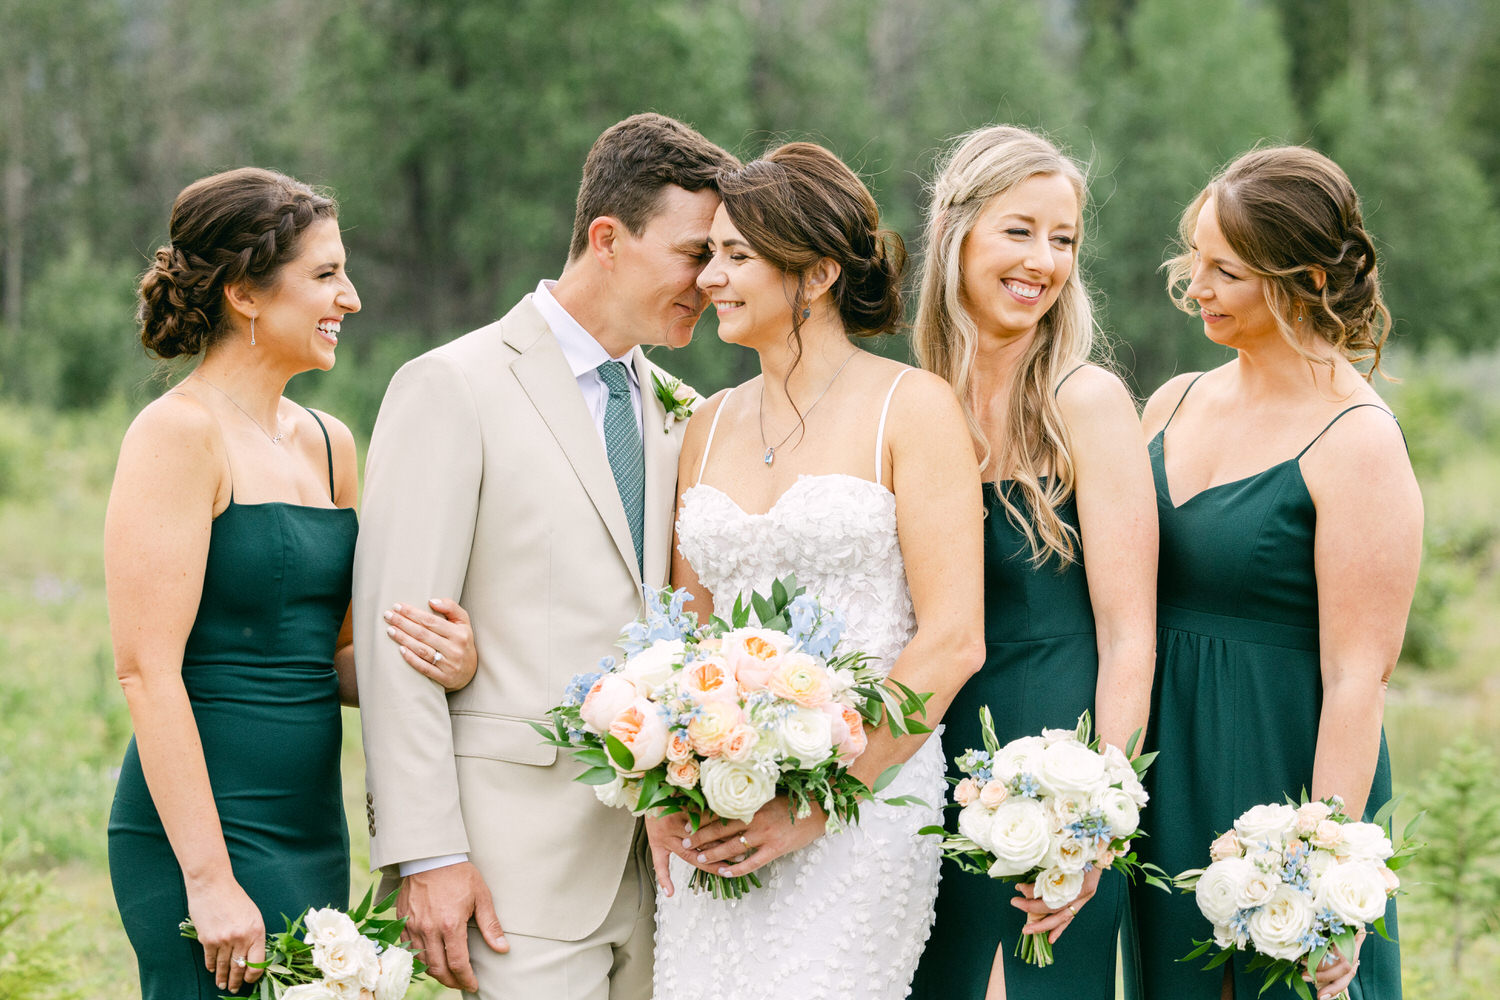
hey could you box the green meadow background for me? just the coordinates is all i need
[3,1,1499,996]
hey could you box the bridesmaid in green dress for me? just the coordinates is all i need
[1125,146,1422,1000]
[106,169,477,998]
[909,125,1157,1000]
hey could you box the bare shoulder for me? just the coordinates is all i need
[1056,364,1139,426]
[1141,371,1208,438]
[304,406,356,454]
[305,406,359,503]
[886,365,964,422]
[114,389,224,504]
[1304,398,1410,477]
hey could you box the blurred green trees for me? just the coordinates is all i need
[6,0,1499,416]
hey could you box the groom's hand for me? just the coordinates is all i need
[399,861,509,990]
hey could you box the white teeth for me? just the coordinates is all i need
[317,321,341,335]
[1003,280,1042,300]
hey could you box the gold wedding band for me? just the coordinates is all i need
[1067,904,1077,916]
[739,835,749,847]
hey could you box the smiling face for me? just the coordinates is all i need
[608,184,722,349]
[958,173,1079,342]
[1184,195,1277,347]
[251,216,360,371]
[697,204,801,350]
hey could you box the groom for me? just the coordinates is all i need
[353,113,737,998]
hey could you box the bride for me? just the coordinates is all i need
[647,142,985,999]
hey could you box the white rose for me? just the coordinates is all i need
[1195,858,1254,926]
[1046,794,1086,828]
[957,804,996,852]
[1306,847,1336,880]
[1233,803,1299,849]
[1037,866,1086,909]
[1213,921,1247,951]
[985,798,1052,877]
[314,934,381,988]
[1034,741,1109,798]
[1315,861,1390,926]
[1310,819,1345,852]
[1237,866,1281,909]
[1246,883,1317,962]
[593,774,642,811]
[700,757,777,823]
[1337,822,1394,863]
[303,907,361,949]
[778,708,834,767]
[1045,835,1092,875]
[993,736,1048,783]
[621,639,685,695]
[283,985,339,1000]
[1246,847,1284,872]
[1040,727,1077,744]
[374,945,415,1000]
[1098,787,1141,839]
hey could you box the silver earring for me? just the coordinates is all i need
[250,315,256,345]
[801,307,811,319]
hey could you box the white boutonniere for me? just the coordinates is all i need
[651,372,697,433]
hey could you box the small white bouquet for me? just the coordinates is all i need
[536,575,932,898]
[181,886,424,1000]
[1175,795,1419,1000]
[921,708,1165,967]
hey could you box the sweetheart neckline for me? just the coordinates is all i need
[682,473,895,519]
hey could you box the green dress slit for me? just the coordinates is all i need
[1123,376,1401,1000]
[108,411,356,999]
[911,478,1125,1000]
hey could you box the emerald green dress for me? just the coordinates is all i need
[911,479,1125,1000]
[108,413,356,999]
[1124,377,1401,1000]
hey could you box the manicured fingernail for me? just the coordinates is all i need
[430,597,443,605]
[696,854,706,864]
[386,626,396,637]
[681,838,692,848]
[718,867,731,876]
[383,610,393,621]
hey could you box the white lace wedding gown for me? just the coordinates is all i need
[653,371,945,1000]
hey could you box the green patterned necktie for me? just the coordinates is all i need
[596,361,645,574]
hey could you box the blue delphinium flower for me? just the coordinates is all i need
[787,593,845,660]
[621,586,698,654]
[563,669,604,708]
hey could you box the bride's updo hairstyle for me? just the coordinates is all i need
[1166,145,1391,377]
[716,142,907,355]
[138,167,338,359]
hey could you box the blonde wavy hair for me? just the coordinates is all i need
[913,125,1099,566]
[1165,145,1391,379]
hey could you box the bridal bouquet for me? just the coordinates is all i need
[536,575,933,897]
[1175,796,1419,1000]
[920,708,1165,967]
[181,886,424,1000]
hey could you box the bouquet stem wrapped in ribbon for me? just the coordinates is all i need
[921,708,1167,967]
[1174,795,1421,1000]
[180,885,425,1000]
[535,575,933,898]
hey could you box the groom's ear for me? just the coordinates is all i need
[587,215,625,271]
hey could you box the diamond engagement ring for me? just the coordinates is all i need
[739,835,749,847]
[432,650,444,664]
[234,957,247,968]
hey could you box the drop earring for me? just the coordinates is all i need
[250,315,257,346]
[801,307,811,319]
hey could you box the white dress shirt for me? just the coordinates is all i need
[397,281,644,879]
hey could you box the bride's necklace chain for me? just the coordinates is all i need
[193,374,284,445]
[758,351,858,466]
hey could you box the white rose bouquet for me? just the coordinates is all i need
[181,885,424,1000]
[536,575,933,898]
[1174,795,1420,1000]
[920,707,1166,968]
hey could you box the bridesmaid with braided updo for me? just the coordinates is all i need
[1124,146,1421,1000]
[106,168,476,997]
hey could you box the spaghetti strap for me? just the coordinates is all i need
[1162,372,1208,436]
[306,408,336,501]
[1294,403,1395,460]
[696,387,735,486]
[1054,363,1087,397]
[874,369,912,485]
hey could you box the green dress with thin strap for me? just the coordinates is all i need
[1123,382,1401,1000]
[108,413,356,999]
[911,480,1125,1000]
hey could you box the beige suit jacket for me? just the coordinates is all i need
[353,295,685,941]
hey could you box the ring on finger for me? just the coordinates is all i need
[739,835,749,847]
[234,956,247,968]
[1067,904,1077,916]
[432,650,444,665]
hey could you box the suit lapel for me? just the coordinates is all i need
[505,302,642,588]
[635,351,677,589]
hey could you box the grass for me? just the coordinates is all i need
[3,349,1498,998]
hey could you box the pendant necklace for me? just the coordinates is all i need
[194,374,285,445]
[758,350,858,466]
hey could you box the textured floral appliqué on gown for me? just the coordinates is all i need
[653,372,945,1000]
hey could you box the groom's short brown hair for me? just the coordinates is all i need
[567,113,738,262]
